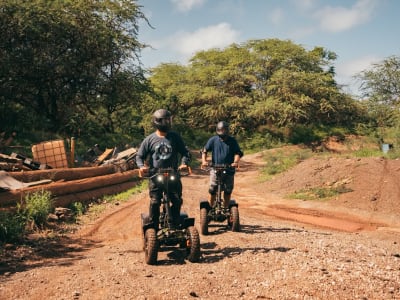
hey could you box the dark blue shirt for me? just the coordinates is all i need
[204,135,243,173]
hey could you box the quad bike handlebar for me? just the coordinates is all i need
[200,163,237,172]
[139,166,192,178]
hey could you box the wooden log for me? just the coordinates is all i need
[8,165,118,182]
[52,181,141,208]
[0,169,140,207]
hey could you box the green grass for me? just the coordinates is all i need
[260,148,313,181]
[102,180,147,203]
[85,181,148,218]
[288,185,353,201]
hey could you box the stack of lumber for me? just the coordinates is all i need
[0,151,141,209]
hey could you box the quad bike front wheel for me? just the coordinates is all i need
[200,207,209,235]
[144,228,158,265]
[229,206,240,232]
[185,226,201,262]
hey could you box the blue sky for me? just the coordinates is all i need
[137,0,400,96]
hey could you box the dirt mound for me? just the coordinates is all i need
[259,154,400,227]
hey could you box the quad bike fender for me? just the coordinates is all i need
[229,199,239,208]
[179,212,189,225]
[140,213,154,232]
[200,200,211,210]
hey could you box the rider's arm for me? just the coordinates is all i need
[201,148,208,168]
[231,153,241,168]
[181,146,191,166]
[136,138,149,172]
[231,138,243,168]
[201,137,214,168]
[175,134,191,168]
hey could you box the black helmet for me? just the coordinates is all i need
[152,109,172,132]
[216,121,229,138]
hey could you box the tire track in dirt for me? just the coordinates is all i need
[248,204,383,232]
[77,192,147,241]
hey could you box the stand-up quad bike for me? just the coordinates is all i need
[140,167,201,265]
[200,164,240,235]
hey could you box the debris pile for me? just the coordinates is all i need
[0,138,140,209]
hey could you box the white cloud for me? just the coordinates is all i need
[336,55,381,95]
[171,0,206,12]
[292,0,318,11]
[171,23,240,57]
[338,55,381,78]
[269,8,284,26]
[314,0,378,33]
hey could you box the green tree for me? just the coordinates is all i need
[357,56,400,127]
[148,39,364,141]
[0,0,149,137]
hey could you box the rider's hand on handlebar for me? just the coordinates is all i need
[178,164,188,171]
[201,161,209,170]
[231,162,239,169]
[178,164,192,175]
[139,166,149,177]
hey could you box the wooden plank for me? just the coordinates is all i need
[0,170,52,191]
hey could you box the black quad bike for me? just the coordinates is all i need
[140,167,201,265]
[199,164,240,235]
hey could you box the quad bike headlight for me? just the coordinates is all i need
[170,175,175,181]
[156,175,164,182]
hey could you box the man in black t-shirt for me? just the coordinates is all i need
[136,109,191,230]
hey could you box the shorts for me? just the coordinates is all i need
[209,168,234,195]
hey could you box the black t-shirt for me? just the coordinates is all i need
[136,131,190,170]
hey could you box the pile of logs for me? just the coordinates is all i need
[0,147,141,209]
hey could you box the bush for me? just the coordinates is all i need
[0,211,26,242]
[240,132,275,153]
[19,190,53,228]
[70,202,85,217]
[261,148,313,180]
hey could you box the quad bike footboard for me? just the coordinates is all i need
[183,217,195,227]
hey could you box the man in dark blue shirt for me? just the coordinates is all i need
[201,121,243,209]
[136,109,191,230]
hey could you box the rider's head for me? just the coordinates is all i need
[216,121,229,139]
[152,109,172,133]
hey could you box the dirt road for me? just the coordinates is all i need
[1,151,400,299]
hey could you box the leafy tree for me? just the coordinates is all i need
[0,0,149,138]
[148,39,364,142]
[357,56,400,127]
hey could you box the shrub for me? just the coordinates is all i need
[70,202,85,217]
[0,211,26,242]
[261,148,313,180]
[19,190,53,228]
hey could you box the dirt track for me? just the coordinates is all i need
[1,150,400,299]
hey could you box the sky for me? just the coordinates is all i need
[137,0,400,96]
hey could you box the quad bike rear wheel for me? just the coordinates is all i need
[144,228,158,265]
[200,207,209,235]
[186,226,201,262]
[229,206,240,232]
